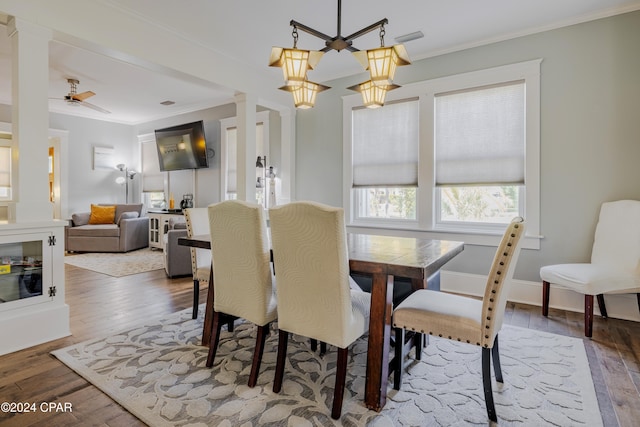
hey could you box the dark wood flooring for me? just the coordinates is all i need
[0,264,639,426]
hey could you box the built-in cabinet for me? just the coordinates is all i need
[148,212,184,250]
[0,221,69,356]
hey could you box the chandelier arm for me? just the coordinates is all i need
[290,20,334,42]
[343,18,389,42]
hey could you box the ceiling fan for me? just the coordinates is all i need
[54,78,111,114]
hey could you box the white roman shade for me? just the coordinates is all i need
[141,141,164,192]
[435,81,525,186]
[0,146,11,188]
[352,99,419,187]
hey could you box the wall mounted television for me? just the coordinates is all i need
[155,120,209,171]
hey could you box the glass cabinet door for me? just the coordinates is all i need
[0,232,52,310]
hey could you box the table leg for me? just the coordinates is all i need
[201,267,215,346]
[365,273,394,411]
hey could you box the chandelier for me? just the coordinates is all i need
[269,0,410,109]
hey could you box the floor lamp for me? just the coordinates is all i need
[116,163,137,203]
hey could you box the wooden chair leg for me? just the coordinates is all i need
[310,338,317,351]
[273,330,289,393]
[482,347,497,422]
[414,331,423,361]
[393,327,405,390]
[320,341,327,355]
[192,279,200,319]
[248,323,270,388]
[542,281,550,317]
[637,293,640,313]
[206,311,224,367]
[596,294,608,318]
[331,347,349,420]
[491,335,503,383]
[584,294,594,338]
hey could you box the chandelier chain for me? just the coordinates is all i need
[292,26,299,49]
[379,24,386,47]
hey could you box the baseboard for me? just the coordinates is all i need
[441,271,640,322]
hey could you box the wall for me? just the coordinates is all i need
[295,10,640,285]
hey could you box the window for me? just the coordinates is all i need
[343,60,541,248]
[0,145,11,201]
[139,133,165,209]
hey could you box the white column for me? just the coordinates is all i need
[279,109,296,204]
[7,18,53,222]
[235,93,257,203]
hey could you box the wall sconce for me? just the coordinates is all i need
[116,163,137,203]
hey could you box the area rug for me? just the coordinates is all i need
[64,248,164,277]
[52,306,602,427]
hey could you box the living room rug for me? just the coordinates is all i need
[52,306,602,427]
[64,248,164,277]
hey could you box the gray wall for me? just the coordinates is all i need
[295,11,640,282]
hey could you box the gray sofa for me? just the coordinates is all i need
[65,203,149,253]
[163,217,192,277]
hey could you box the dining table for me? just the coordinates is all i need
[178,232,464,412]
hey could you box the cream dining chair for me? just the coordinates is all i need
[205,200,277,387]
[184,208,212,319]
[540,200,640,337]
[269,201,371,420]
[392,217,525,423]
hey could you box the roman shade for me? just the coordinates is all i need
[141,140,164,192]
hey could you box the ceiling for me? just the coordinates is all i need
[1,0,639,125]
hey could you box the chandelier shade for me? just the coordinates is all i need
[348,80,400,109]
[353,44,411,87]
[279,80,330,109]
[269,47,324,87]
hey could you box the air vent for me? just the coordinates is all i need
[160,100,175,106]
[395,31,424,43]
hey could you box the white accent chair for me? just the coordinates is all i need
[269,201,371,420]
[392,217,525,423]
[540,200,640,337]
[205,200,277,388]
[184,208,212,319]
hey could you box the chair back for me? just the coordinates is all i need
[591,200,640,274]
[184,208,211,282]
[269,201,361,348]
[481,217,526,347]
[208,200,276,326]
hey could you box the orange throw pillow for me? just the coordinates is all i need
[88,204,116,224]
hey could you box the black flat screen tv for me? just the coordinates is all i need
[155,120,209,171]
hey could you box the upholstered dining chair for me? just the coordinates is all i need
[269,201,371,420]
[184,208,212,319]
[392,217,525,423]
[540,200,640,337]
[205,200,277,388]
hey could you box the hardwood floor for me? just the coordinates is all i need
[1,264,639,426]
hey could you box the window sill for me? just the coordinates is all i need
[346,223,541,250]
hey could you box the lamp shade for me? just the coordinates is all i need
[347,80,400,109]
[270,47,323,87]
[280,80,330,109]
[353,44,410,86]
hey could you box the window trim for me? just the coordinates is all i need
[343,59,542,249]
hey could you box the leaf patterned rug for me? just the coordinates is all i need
[52,306,602,426]
[64,248,164,277]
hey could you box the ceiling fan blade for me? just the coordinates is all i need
[72,91,95,101]
[80,101,111,114]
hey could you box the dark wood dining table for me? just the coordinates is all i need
[179,232,464,412]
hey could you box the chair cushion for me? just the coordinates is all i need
[540,263,640,295]
[89,205,116,224]
[393,289,483,346]
[66,224,120,238]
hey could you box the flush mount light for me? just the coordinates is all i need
[269,0,411,108]
[347,80,400,109]
[279,80,330,109]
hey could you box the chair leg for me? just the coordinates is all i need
[227,318,235,332]
[492,335,503,383]
[273,330,289,393]
[542,281,550,317]
[482,347,498,422]
[248,323,270,388]
[584,295,594,338]
[596,294,608,318]
[414,332,423,361]
[192,279,200,319]
[310,338,317,351]
[394,327,405,390]
[320,341,327,355]
[205,311,224,367]
[331,347,349,420]
[637,293,640,313]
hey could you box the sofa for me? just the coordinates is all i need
[65,203,149,253]
[163,216,192,277]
